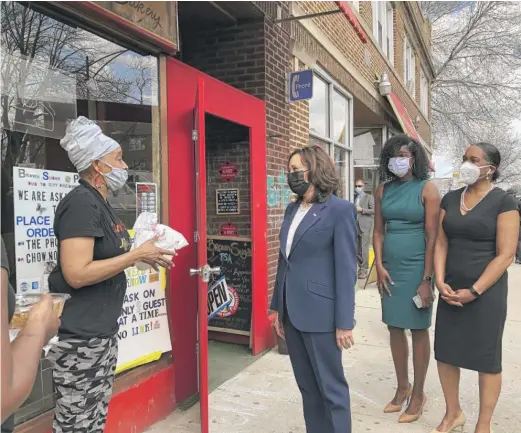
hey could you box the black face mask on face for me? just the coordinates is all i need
[287,170,310,197]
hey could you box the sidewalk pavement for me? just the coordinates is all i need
[147,265,521,433]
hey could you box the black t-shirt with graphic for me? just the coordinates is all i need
[49,180,131,339]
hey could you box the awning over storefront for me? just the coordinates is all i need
[386,92,435,171]
[386,92,420,142]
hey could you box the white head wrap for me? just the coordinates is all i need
[60,116,120,172]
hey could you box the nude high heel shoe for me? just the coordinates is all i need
[383,384,412,413]
[430,411,466,433]
[398,394,427,423]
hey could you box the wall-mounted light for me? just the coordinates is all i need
[378,72,391,97]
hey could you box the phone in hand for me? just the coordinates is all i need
[413,294,423,309]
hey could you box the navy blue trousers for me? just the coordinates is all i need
[283,314,352,433]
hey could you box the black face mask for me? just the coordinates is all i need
[287,170,310,197]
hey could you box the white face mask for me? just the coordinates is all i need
[459,161,492,185]
[388,157,411,178]
[99,160,128,192]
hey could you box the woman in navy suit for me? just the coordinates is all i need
[271,145,358,433]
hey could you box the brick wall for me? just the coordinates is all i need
[205,118,251,238]
[263,5,292,303]
[289,60,310,151]
[181,23,266,99]
[359,1,372,31]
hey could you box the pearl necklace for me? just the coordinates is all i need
[460,184,494,212]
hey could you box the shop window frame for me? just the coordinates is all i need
[353,126,385,210]
[308,67,354,200]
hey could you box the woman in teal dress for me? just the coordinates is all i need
[373,135,440,424]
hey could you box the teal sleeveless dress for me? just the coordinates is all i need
[381,179,432,330]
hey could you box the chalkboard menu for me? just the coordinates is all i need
[216,188,240,215]
[207,236,252,335]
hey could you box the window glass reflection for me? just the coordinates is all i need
[353,128,383,166]
[332,91,348,144]
[309,75,328,137]
[309,135,329,152]
[1,2,160,234]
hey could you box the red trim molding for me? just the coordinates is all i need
[105,365,175,433]
[14,364,175,433]
[335,2,368,43]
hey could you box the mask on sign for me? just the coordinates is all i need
[287,170,310,197]
[388,157,411,178]
[459,161,492,185]
[99,161,128,192]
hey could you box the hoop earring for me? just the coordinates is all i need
[94,171,105,189]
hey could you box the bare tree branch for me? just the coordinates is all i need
[422,1,521,183]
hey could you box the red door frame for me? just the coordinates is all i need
[166,59,271,405]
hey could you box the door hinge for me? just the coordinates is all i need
[194,231,200,243]
[192,129,199,141]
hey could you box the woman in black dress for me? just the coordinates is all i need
[432,143,520,433]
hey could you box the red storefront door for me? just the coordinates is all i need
[166,59,271,432]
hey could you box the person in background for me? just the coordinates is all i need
[432,143,519,433]
[271,145,357,433]
[1,237,61,426]
[354,179,374,279]
[373,135,440,424]
[506,189,521,264]
[48,117,174,433]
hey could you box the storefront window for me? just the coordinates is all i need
[308,70,353,199]
[1,2,161,424]
[353,127,384,201]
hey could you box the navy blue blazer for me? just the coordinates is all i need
[270,195,357,332]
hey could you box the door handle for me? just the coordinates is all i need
[189,264,221,283]
[190,268,201,277]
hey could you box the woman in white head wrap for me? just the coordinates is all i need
[47,117,173,433]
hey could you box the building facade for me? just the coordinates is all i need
[1,2,432,432]
[264,0,434,303]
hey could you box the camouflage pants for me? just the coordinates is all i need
[49,336,118,433]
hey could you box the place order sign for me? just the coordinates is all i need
[216,188,240,215]
[13,167,79,293]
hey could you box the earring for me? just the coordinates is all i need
[94,172,105,189]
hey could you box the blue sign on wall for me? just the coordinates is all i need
[288,69,313,102]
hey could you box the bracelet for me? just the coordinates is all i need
[468,286,481,298]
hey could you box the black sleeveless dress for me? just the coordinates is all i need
[434,188,519,373]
